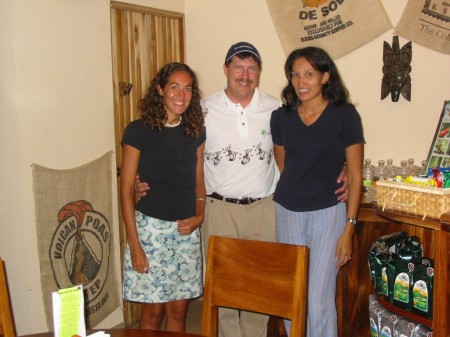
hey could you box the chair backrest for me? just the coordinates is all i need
[0,258,16,337]
[200,236,309,337]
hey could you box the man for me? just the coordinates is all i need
[201,42,280,337]
[136,42,347,337]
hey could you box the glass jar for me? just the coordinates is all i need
[395,160,413,179]
[372,160,391,181]
[386,159,398,179]
[407,158,421,176]
[420,160,427,176]
[362,159,374,191]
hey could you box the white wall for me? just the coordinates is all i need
[0,0,183,335]
[1,0,449,335]
[185,0,450,166]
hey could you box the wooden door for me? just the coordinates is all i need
[110,1,185,326]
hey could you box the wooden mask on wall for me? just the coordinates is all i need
[381,36,412,102]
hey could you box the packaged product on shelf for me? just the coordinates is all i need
[411,258,434,319]
[371,251,391,296]
[368,232,408,295]
[379,309,399,337]
[397,236,423,260]
[427,166,450,188]
[412,324,433,337]
[387,256,413,311]
[368,294,384,337]
[385,237,423,309]
[394,316,416,337]
[373,231,409,254]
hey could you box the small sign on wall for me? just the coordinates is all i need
[424,100,450,173]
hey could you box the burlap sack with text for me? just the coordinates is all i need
[266,0,393,59]
[32,152,120,329]
[395,0,450,55]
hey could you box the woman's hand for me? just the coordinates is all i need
[177,215,203,235]
[130,245,149,274]
[335,225,354,267]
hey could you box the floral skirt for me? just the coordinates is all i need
[123,211,202,303]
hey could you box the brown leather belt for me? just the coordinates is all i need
[208,192,263,205]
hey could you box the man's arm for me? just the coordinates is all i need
[335,166,349,202]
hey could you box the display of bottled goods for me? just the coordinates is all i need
[369,294,433,337]
[362,158,450,189]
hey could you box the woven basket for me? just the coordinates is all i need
[376,180,450,219]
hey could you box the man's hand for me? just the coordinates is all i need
[135,174,150,203]
[335,167,349,202]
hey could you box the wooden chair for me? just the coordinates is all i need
[200,236,309,337]
[0,258,15,337]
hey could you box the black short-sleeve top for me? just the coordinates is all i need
[122,119,206,221]
[271,103,364,212]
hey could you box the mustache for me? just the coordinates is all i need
[236,78,253,83]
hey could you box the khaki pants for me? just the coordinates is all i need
[201,196,276,337]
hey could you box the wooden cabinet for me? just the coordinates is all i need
[336,203,450,337]
[268,202,449,337]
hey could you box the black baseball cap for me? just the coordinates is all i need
[225,42,262,63]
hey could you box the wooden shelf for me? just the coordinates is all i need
[336,203,449,337]
[373,204,442,230]
[375,294,432,328]
[371,206,448,336]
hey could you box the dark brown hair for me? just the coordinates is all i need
[139,62,204,137]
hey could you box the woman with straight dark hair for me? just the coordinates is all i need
[271,47,364,337]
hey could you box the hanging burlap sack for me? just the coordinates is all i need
[266,0,393,59]
[395,0,450,55]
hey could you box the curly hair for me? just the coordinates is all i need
[138,62,205,137]
[281,47,351,109]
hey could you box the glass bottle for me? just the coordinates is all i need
[420,160,427,176]
[396,160,413,179]
[372,160,391,181]
[362,159,374,191]
[386,159,398,179]
[407,158,421,177]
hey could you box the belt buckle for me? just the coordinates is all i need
[237,197,249,205]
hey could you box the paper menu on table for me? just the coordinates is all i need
[52,285,86,337]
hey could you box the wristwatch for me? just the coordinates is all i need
[346,218,357,225]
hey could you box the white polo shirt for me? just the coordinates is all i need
[203,88,281,198]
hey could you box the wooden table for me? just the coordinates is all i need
[19,328,203,337]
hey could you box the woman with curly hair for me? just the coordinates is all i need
[271,47,364,337]
[120,62,206,332]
